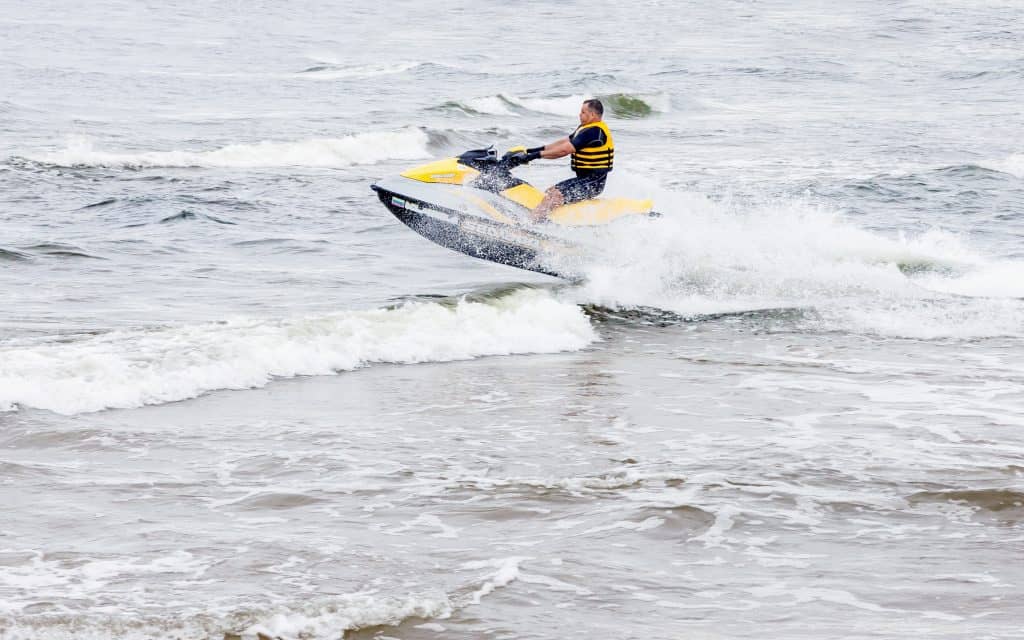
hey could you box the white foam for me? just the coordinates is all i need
[563,173,1024,339]
[242,593,452,640]
[517,571,593,595]
[446,469,677,496]
[461,557,525,605]
[464,95,521,116]
[979,153,1024,178]
[914,260,1024,298]
[515,94,590,117]
[0,289,597,415]
[25,129,432,169]
[0,550,211,615]
[0,591,452,640]
[748,583,888,612]
[461,94,581,117]
[461,93,669,118]
[690,505,739,548]
[581,516,665,536]
[569,185,907,311]
[385,513,460,538]
[298,61,422,80]
[822,297,1024,340]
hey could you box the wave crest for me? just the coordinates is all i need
[297,61,424,80]
[437,92,668,118]
[16,129,433,169]
[0,288,596,415]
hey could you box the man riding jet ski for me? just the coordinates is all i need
[371,98,656,278]
[505,98,615,221]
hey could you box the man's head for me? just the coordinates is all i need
[579,99,604,125]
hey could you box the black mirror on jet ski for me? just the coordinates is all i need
[456,146,498,169]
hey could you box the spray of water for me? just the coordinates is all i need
[559,171,1024,338]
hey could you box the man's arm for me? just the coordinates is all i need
[537,137,575,159]
[516,137,575,164]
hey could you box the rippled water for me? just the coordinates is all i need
[2,1,1024,638]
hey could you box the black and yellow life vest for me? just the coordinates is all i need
[570,121,615,172]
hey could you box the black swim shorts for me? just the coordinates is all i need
[554,172,608,204]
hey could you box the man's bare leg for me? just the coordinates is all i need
[530,187,564,222]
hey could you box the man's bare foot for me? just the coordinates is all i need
[530,187,563,223]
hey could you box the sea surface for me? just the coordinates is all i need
[2,1,1024,638]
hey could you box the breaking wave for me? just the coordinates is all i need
[438,92,668,118]
[297,61,425,79]
[0,289,596,415]
[16,129,433,169]
[0,556,529,640]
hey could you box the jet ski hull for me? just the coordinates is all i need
[372,185,577,277]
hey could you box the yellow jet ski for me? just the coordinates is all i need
[371,146,657,277]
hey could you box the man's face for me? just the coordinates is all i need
[579,105,596,124]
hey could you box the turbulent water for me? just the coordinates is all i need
[2,1,1024,638]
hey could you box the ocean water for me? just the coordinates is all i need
[2,1,1024,638]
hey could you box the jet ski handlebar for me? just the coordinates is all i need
[458,146,530,171]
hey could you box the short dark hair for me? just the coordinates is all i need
[583,98,604,117]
